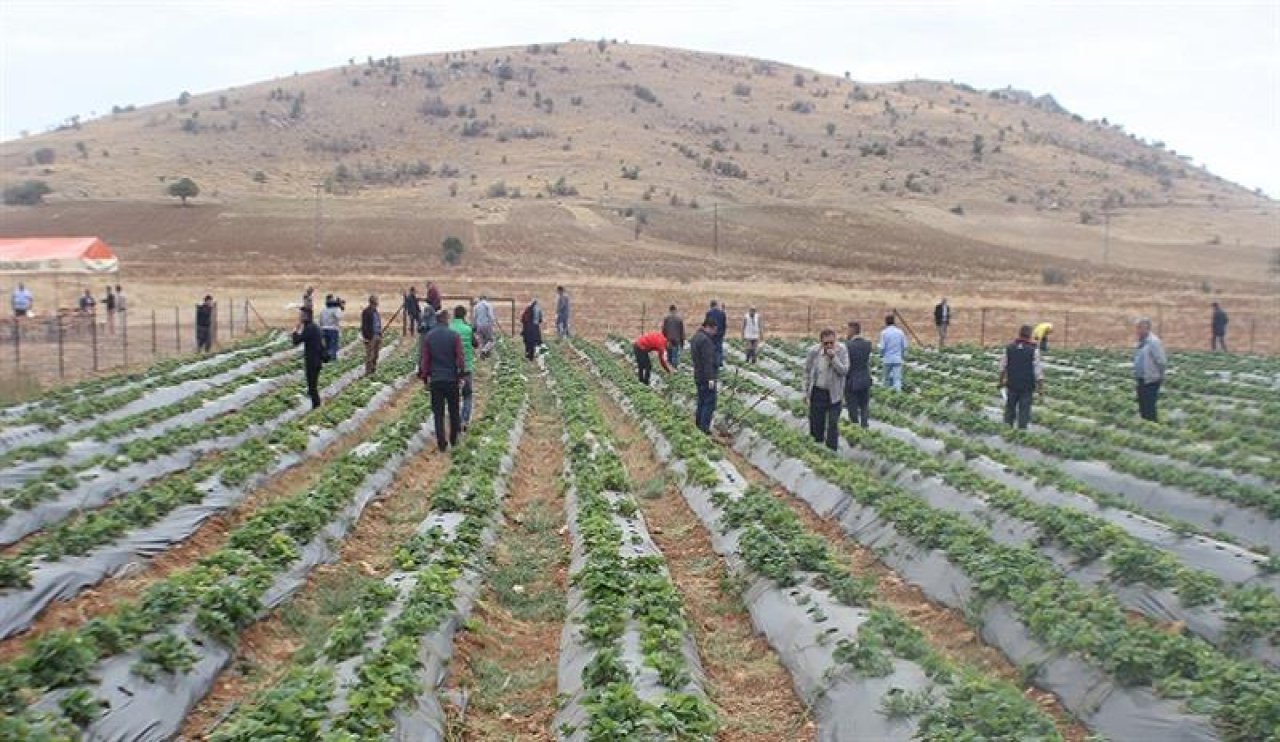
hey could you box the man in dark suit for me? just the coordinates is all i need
[844,321,873,428]
[933,298,951,348]
[704,299,727,369]
[291,307,326,409]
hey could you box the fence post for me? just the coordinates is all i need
[91,317,99,371]
[806,304,812,336]
[1063,311,1070,348]
[228,300,235,339]
[175,307,181,352]
[1250,317,1256,354]
[1156,305,1164,337]
[640,303,647,335]
[151,310,157,357]
[57,318,64,379]
[243,299,250,334]
[122,315,129,367]
[980,308,988,347]
[11,320,18,370]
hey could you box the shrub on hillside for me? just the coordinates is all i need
[620,165,641,180]
[1042,267,1070,285]
[486,181,508,198]
[789,101,813,114]
[3,180,52,205]
[548,177,578,197]
[168,177,200,206]
[442,236,465,265]
[632,85,658,104]
[732,83,751,97]
[419,97,452,118]
[32,147,56,165]
[713,161,747,179]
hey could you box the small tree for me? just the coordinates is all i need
[178,91,192,106]
[168,177,200,206]
[33,147,56,165]
[825,122,836,136]
[442,236,465,265]
[972,134,985,160]
[3,180,52,205]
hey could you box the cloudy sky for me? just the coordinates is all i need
[2,0,1278,195]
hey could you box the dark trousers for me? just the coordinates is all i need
[1212,333,1227,352]
[304,361,322,409]
[695,380,717,433]
[635,345,653,385]
[745,339,759,364]
[322,328,340,361]
[714,339,725,369]
[196,326,211,353]
[1137,381,1161,422]
[846,387,870,428]
[667,344,681,369]
[460,372,473,426]
[808,387,842,451]
[1004,388,1034,430]
[430,380,462,450]
[523,328,540,360]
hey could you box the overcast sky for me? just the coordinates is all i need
[2,0,1278,196]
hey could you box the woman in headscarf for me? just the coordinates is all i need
[520,298,543,360]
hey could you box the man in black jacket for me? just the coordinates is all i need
[360,295,382,377]
[1211,302,1229,352]
[419,310,466,452]
[195,295,214,353]
[662,305,685,368]
[690,319,718,433]
[998,325,1044,430]
[292,307,325,409]
[933,298,951,348]
[403,287,421,336]
[844,321,873,428]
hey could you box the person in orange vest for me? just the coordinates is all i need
[633,330,672,385]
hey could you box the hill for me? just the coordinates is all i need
[1,40,1276,345]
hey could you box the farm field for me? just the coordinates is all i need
[0,327,1276,741]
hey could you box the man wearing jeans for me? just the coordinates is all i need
[420,312,466,452]
[449,305,479,431]
[690,319,718,434]
[998,325,1043,430]
[804,328,849,451]
[1133,318,1167,422]
[662,305,685,368]
[878,314,908,391]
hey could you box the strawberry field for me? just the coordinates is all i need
[0,330,1276,741]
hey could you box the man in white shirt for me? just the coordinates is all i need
[878,314,908,391]
[742,307,763,364]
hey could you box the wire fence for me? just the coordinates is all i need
[2,299,270,388]
[579,300,1279,356]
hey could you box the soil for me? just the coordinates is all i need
[444,381,570,741]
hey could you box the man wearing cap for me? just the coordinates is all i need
[196,295,215,353]
[360,294,382,376]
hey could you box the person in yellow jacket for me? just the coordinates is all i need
[1032,322,1054,352]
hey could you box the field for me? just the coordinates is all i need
[0,327,1276,741]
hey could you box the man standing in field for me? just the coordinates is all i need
[705,299,727,369]
[449,305,479,430]
[1211,302,1229,352]
[845,321,873,428]
[934,298,951,348]
[742,306,763,364]
[424,281,443,332]
[78,288,96,316]
[403,287,421,336]
[10,282,32,318]
[113,284,127,325]
[998,325,1044,430]
[520,298,543,361]
[291,307,325,410]
[319,296,342,361]
[103,285,116,333]
[555,285,572,338]
[473,294,496,358]
[196,295,215,353]
[662,305,685,369]
[805,328,849,451]
[420,310,466,452]
[691,318,718,433]
[1032,321,1053,353]
[360,295,382,377]
[1133,318,1167,422]
[633,329,673,385]
[878,314,908,391]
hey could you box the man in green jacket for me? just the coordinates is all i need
[450,305,479,430]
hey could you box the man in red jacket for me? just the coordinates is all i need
[633,330,672,385]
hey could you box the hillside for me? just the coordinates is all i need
[1,40,1277,295]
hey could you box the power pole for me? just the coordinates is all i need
[713,202,719,256]
[312,183,324,252]
[1103,210,1111,265]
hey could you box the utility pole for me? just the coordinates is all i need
[1103,210,1111,265]
[312,182,324,252]
[713,202,719,256]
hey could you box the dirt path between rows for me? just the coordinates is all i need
[180,365,493,738]
[589,379,814,741]
[0,378,419,665]
[444,379,569,741]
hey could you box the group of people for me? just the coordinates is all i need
[10,283,128,333]
[516,286,572,361]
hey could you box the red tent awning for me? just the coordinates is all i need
[0,237,120,275]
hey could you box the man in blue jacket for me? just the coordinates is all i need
[704,299,727,369]
[878,314,908,391]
